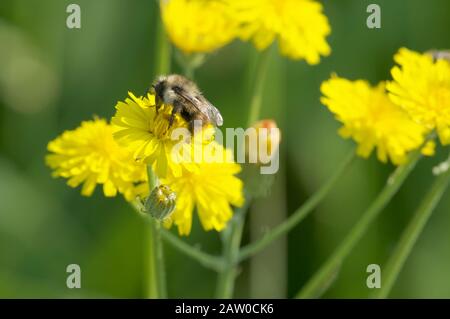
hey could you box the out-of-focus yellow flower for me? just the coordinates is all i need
[112,92,207,178]
[160,0,239,54]
[233,0,331,64]
[160,142,244,236]
[46,118,147,201]
[387,48,450,145]
[321,75,430,165]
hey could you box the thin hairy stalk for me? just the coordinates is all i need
[373,156,450,298]
[247,48,272,127]
[159,229,224,271]
[145,166,167,298]
[131,201,223,272]
[239,150,355,262]
[296,150,422,299]
[175,51,206,79]
[143,3,171,298]
[154,7,171,76]
[215,199,251,298]
[213,47,272,298]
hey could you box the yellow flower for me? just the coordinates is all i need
[387,48,450,145]
[321,76,429,165]
[161,142,244,236]
[233,0,331,64]
[112,92,185,178]
[111,92,215,178]
[160,0,239,54]
[46,118,147,201]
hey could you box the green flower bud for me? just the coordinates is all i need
[144,185,176,221]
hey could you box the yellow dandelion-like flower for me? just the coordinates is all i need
[111,92,215,178]
[321,75,430,165]
[387,48,450,145]
[160,0,240,54]
[46,118,147,201]
[160,142,244,236]
[233,0,331,64]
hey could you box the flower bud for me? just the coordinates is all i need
[241,119,281,197]
[144,185,176,221]
[245,119,281,165]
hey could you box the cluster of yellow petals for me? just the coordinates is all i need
[46,118,147,201]
[160,0,241,54]
[232,0,331,64]
[161,142,244,235]
[321,76,431,165]
[111,92,191,178]
[161,0,331,64]
[387,48,450,145]
[47,91,244,236]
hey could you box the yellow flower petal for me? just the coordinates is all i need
[232,0,331,63]
[387,48,450,145]
[321,75,427,165]
[45,118,147,201]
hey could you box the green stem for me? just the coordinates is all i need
[143,1,171,298]
[373,159,450,298]
[239,150,355,262]
[296,150,422,299]
[215,200,250,298]
[145,166,167,298]
[131,201,223,272]
[159,228,224,272]
[214,47,272,299]
[154,6,171,76]
[175,51,206,79]
[247,48,272,127]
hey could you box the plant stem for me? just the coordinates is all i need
[159,228,224,271]
[131,201,223,272]
[214,48,272,298]
[154,6,171,76]
[296,150,422,299]
[247,48,272,127]
[373,159,450,298]
[239,150,355,262]
[145,166,167,298]
[175,51,206,79]
[147,217,167,298]
[215,199,250,298]
[143,1,171,299]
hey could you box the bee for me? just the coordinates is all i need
[150,74,223,132]
[427,49,450,62]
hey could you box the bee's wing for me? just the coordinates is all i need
[173,87,223,126]
[197,95,223,126]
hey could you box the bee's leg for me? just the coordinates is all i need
[155,96,162,114]
[169,101,182,128]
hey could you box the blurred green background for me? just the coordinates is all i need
[1,0,450,298]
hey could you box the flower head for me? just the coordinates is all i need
[234,0,331,64]
[387,48,450,145]
[160,0,239,54]
[112,92,214,178]
[46,118,147,201]
[160,142,244,236]
[321,75,429,165]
